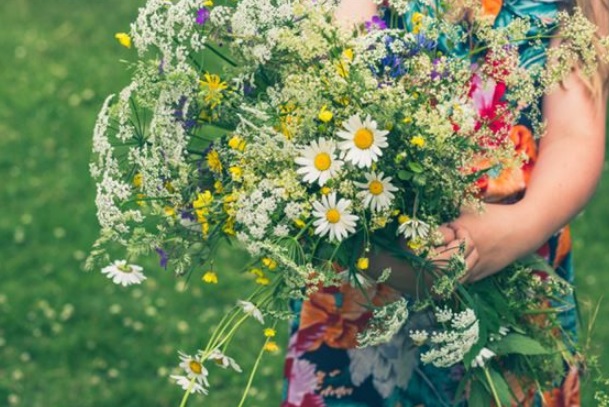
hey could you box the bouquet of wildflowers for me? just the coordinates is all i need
[89,0,608,404]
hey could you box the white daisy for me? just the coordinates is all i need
[354,171,398,212]
[177,351,210,387]
[170,375,209,395]
[471,347,496,368]
[311,192,359,242]
[101,260,146,287]
[237,300,265,324]
[337,114,389,168]
[207,349,242,372]
[295,138,343,186]
[397,217,430,240]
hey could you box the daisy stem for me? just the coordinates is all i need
[483,367,502,407]
[237,335,273,407]
[178,377,197,407]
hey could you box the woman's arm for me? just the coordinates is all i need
[453,64,607,282]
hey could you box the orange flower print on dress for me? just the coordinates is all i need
[477,124,538,203]
[298,282,400,351]
[541,366,581,407]
[482,0,503,18]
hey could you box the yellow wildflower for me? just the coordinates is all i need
[250,268,264,278]
[410,136,425,148]
[223,217,235,235]
[202,271,218,284]
[342,48,354,61]
[357,257,370,271]
[228,135,246,151]
[201,220,210,236]
[256,276,271,285]
[320,186,332,195]
[115,33,131,49]
[262,257,277,270]
[402,117,413,124]
[195,208,209,223]
[200,73,228,107]
[411,12,424,24]
[214,180,223,193]
[336,61,349,78]
[207,150,223,173]
[263,341,280,352]
[398,214,411,224]
[193,191,213,209]
[407,239,423,251]
[164,206,176,217]
[294,219,306,228]
[136,193,146,206]
[264,328,276,338]
[203,0,213,6]
[133,173,143,188]
[229,166,242,181]
[318,105,333,123]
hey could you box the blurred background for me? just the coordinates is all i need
[0,0,608,406]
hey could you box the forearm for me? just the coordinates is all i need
[456,71,607,280]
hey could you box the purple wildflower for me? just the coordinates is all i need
[156,247,169,269]
[365,16,388,32]
[196,8,210,25]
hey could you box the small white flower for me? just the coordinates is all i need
[434,306,453,324]
[312,192,359,242]
[409,330,429,346]
[471,347,496,368]
[178,351,210,387]
[101,260,146,287]
[171,375,209,395]
[397,218,430,241]
[498,326,509,336]
[451,309,477,330]
[354,171,398,212]
[207,349,242,372]
[337,114,389,168]
[237,300,265,324]
[295,138,343,186]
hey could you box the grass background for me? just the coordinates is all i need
[0,0,608,406]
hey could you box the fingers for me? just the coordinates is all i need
[431,224,480,282]
[435,225,456,246]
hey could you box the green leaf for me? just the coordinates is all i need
[487,368,515,406]
[468,379,492,406]
[397,170,413,180]
[490,333,550,356]
[407,161,424,173]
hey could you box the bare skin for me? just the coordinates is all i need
[335,0,608,294]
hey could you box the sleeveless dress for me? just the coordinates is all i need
[281,1,580,406]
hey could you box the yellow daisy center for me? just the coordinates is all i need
[353,128,374,149]
[314,152,332,171]
[368,180,384,195]
[326,208,341,224]
[189,360,203,374]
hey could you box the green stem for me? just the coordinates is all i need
[178,377,197,407]
[206,43,238,67]
[237,336,272,407]
[483,367,503,407]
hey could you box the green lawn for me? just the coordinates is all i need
[0,0,608,406]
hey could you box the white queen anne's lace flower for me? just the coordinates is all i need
[295,138,343,186]
[101,260,146,287]
[337,114,389,168]
[312,192,359,242]
[354,171,398,212]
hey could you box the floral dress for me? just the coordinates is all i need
[281,1,580,406]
